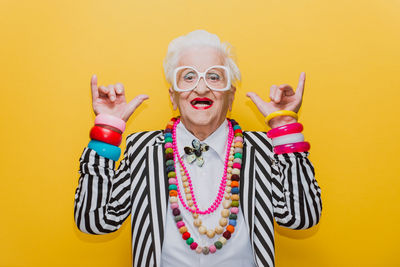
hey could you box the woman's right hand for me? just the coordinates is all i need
[91,74,149,123]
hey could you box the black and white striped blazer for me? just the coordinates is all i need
[75,130,322,267]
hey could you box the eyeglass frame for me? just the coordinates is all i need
[172,65,232,92]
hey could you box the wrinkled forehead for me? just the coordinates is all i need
[177,46,225,72]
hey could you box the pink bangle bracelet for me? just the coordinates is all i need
[95,113,126,133]
[267,122,303,139]
[274,141,310,154]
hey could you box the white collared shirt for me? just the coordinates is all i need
[160,120,256,267]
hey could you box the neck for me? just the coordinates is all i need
[180,117,226,141]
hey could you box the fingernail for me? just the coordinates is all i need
[117,89,121,93]
[111,96,115,101]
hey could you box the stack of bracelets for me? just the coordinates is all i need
[265,110,310,154]
[87,114,126,161]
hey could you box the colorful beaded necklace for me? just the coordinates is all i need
[164,117,244,254]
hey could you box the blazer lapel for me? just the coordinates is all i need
[240,135,256,251]
[145,134,169,267]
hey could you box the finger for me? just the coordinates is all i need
[91,75,99,101]
[98,85,109,97]
[246,92,267,116]
[107,85,117,102]
[295,72,306,99]
[115,83,125,95]
[127,94,149,114]
[278,84,295,96]
[269,85,278,103]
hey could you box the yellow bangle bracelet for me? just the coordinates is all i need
[265,110,298,126]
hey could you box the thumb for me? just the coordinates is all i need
[246,92,267,116]
[126,94,149,117]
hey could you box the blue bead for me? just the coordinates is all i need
[164,133,172,138]
[88,140,121,161]
[166,165,175,173]
[231,187,239,194]
[233,125,241,130]
[229,219,237,226]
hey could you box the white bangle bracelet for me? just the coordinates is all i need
[272,133,304,147]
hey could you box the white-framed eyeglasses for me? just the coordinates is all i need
[173,65,231,92]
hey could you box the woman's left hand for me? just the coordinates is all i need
[246,72,306,128]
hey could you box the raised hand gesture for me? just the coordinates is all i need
[246,72,306,128]
[90,74,149,123]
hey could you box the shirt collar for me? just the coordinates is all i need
[176,119,229,162]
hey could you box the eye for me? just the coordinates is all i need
[183,72,196,81]
[207,73,220,81]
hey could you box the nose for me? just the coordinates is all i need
[193,77,209,94]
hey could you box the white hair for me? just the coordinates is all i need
[163,30,241,86]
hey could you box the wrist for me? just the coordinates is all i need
[268,116,298,129]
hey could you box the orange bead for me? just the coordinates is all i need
[169,190,178,197]
[231,181,239,188]
[231,194,239,201]
[226,225,235,233]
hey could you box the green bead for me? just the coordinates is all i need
[166,159,174,166]
[231,200,239,207]
[165,137,173,143]
[214,241,223,249]
[168,184,177,191]
[174,215,182,222]
[186,237,194,245]
[165,147,173,154]
[234,153,242,159]
[234,132,243,137]
[168,172,176,178]
[229,214,237,220]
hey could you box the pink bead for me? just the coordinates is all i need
[231,207,239,214]
[168,178,177,184]
[209,245,217,253]
[274,141,310,154]
[267,122,303,139]
[176,221,185,228]
[234,136,243,143]
[165,142,173,148]
[190,242,198,250]
[171,203,179,209]
[233,163,241,169]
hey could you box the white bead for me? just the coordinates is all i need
[218,236,227,245]
[169,197,178,203]
[193,218,202,227]
[226,186,231,193]
[196,246,203,254]
[184,188,190,194]
[181,176,188,182]
[227,180,231,186]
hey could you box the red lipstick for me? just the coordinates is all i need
[190,97,214,110]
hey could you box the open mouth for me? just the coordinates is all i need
[190,98,214,110]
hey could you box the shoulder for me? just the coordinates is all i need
[125,130,164,151]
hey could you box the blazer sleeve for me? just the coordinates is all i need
[74,131,160,235]
[270,148,322,230]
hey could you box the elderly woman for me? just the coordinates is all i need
[74,30,322,267]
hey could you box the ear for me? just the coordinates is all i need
[228,85,236,111]
[169,87,178,110]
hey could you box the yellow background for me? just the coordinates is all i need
[1,0,399,266]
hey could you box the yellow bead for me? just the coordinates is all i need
[224,192,230,199]
[199,226,207,234]
[227,180,231,186]
[169,197,178,203]
[226,187,232,193]
[229,155,234,161]
[222,200,231,209]
[179,226,188,234]
[183,181,189,187]
[232,169,240,175]
[228,161,233,167]
[192,213,199,219]
[219,218,228,226]
[206,229,216,238]
[181,176,188,182]
[187,200,193,206]
[221,209,230,217]
[215,225,224,234]
[227,167,232,173]
[186,194,192,200]
[184,188,190,194]
[218,236,227,245]
[193,218,202,227]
